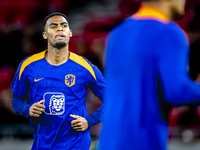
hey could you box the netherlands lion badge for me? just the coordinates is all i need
[65,74,75,87]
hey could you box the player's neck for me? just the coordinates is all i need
[142,1,172,20]
[46,44,69,66]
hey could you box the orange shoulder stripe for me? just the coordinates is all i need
[69,52,96,80]
[19,51,46,80]
[133,5,169,23]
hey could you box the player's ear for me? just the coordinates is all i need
[43,32,47,39]
[70,30,72,37]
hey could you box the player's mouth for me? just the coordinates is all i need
[55,34,66,39]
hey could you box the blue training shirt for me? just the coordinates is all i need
[99,5,200,150]
[11,50,105,150]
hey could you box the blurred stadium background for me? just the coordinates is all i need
[1,0,200,149]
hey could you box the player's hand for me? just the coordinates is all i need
[70,114,88,132]
[29,100,45,117]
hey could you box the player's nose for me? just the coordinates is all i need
[57,25,63,31]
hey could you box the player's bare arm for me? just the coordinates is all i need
[29,100,45,117]
[70,114,88,131]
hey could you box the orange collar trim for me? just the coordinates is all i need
[133,5,169,23]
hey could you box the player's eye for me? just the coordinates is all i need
[62,24,67,27]
[51,26,56,29]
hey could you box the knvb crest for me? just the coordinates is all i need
[65,74,75,87]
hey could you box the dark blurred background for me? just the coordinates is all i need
[1,0,200,149]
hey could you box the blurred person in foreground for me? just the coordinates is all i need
[11,12,105,150]
[99,0,200,150]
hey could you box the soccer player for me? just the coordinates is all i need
[11,12,105,150]
[99,0,200,150]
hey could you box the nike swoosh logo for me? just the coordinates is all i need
[34,78,44,82]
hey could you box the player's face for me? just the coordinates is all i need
[43,15,72,47]
[171,0,186,16]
